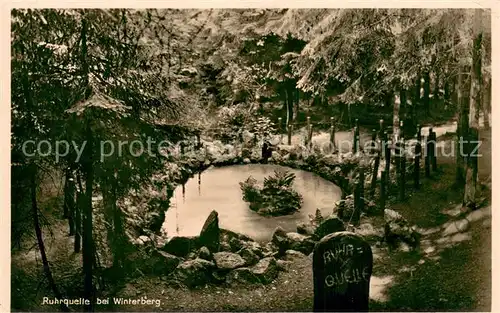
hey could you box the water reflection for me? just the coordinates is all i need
[162,164,342,242]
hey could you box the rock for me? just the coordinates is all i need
[186,252,197,260]
[314,215,346,240]
[220,241,231,252]
[229,237,244,252]
[271,151,282,162]
[276,259,292,272]
[163,236,199,257]
[271,227,289,252]
[384,210,420,249]
[242,241,264,258]
[243,158,251,164]
[284,249,307,261]
[147,250,181,275]
[262,242,279,256]
[228,257,278,284]
[285,232,316,255]
[213,252,246,270]
[137,235,151,245]
[198,246,212,261]
[220,228,254,243]
[355,223,384,243]
[251,257,278,284]
[238,248,259,266]
[199,210,220,252]
[384,209,404,223]
[173,258,215,288]
[297,222,315,236]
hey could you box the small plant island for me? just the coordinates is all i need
[239,170,303,216]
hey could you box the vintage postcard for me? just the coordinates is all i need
[5,3,496,312]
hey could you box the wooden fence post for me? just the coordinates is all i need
[379,119,384,141]
[380,170,387,210]
[370,146,380,198]
[414,134,421,189]
[425,135,431,177]
[287,123,292,145]
[394,139,401,177]
[355,119,360,142]
[353,126,359,153]
[307,116,313,149]
[370,129,377,155]
[430,128,437,171]
[399,138,406,200]
[384,131,391,173]
[359,168,365,209]
[330,117,336,153]
[353,182,361,226]
[196,132,201,150]
[278,117,283,144]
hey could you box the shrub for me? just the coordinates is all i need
[240,170,303,216]
[239,176,262,206]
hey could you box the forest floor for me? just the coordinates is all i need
[11,127,492,312]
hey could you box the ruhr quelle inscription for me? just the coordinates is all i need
[313,231,373,312]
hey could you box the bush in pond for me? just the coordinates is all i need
[240,176,262,203]
[239,170,303,216]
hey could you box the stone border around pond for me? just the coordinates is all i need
[125,141,422,289]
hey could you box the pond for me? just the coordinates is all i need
[162,164,342,242]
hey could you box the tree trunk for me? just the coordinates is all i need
[74,178,82,253]
[423,71,430,115]
[112,183,125,270]
[102,179,126,270]
[434,70,440,102]
[81,16,94,311]
[295,88,300,122]
[464,9,483,209]
[392,92,399,142]
[82,126,95,311]
[63,170,69,218]
[66,172,75,236]
[482,77,491,129]
[400,87,407,121]
[287,86,294,123]
[31,169,70,312]
[101,183,115,261]
[413,74,421,106]
[456,65,469,187]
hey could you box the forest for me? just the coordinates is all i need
[11,8,492,312]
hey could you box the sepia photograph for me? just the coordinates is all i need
[10,8,493,312]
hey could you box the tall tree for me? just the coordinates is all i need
[463,8,483,209]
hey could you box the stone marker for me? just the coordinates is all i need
[313,231,373,312]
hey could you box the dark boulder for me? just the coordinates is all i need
[314,215,345,240]
[199,210,220,252]
[198,246,212,261]
[238,248,259,266]
[227,257,278,285]
[163,236,199,257]
[213,252,246,270]
[297,222,315,236]
[173,258,215,288]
